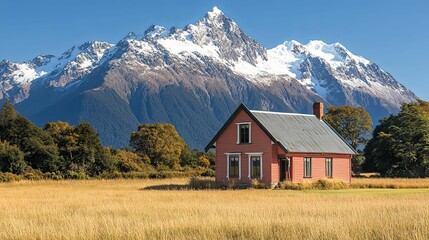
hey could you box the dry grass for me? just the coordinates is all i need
[352,177,429,188]
[1,179,429,239]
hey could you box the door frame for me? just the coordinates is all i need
[279,156,291,182]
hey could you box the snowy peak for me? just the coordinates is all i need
[279,40,307,54]
[144,25,168,39]
[304,40,370,67]
[43,41,114,87]
[30,55,55,67]
[184,6,267,64]
[0,40,115,93]
[207,6,223,18]
[123,32,141,40]
[149,6,267,66]
[203,6,228,25]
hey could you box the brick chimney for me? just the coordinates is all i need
[313,102,324,120]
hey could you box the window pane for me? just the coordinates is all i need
[326,158,332,178]
[239,124,250,143]
[229,155,239,178]
[304,157,311,177]
[251,156,261,178]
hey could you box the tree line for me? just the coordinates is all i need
[0,101,214,181]
[2,99,429,180]
[323,99,429,178]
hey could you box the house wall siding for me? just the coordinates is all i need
[287,153,352,184]
[271,144,280,183]
[215,109,274,184]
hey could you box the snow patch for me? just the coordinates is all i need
[207,6,223,18]
[157,32,221,61]
[8,63,47,84]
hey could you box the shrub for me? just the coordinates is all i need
[315,179,349,190]
[251,179,270,189]
[201,169,215,177]
[198,155,211,168]
[122,172,149,179]
[187,177,254,190]
[0,172,22,182]
[115,150,146,172]
[65,171,89,180]
[43,172,63,180]
[279,179,349,190]
[188,177,217,189]
[23,172,43,181]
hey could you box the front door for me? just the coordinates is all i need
[279,157,286,181]
[279,157,290,181]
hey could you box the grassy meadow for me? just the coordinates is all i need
[351,177,429,189]
[1,178,429,239]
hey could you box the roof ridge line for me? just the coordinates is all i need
[250,110,315,117]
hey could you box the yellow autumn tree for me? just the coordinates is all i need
[115,149,149,172]
[130,123,186,170]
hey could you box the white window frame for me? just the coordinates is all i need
[246,152,263,179]
[236,122,252,144]
[225,153,241,179]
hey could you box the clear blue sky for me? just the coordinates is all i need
[1,0,428,99]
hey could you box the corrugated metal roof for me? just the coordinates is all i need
[250,110,356,154]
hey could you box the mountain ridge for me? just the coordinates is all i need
[0,6,417,149]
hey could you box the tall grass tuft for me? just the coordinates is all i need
[351,178,429,189]
[188,177,217,189]
[279,179,349,190]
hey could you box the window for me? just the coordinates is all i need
[304,157,312,178]
[326,158,332,178]
[247,153,263,179]
[250,156,261,178]
[228,155,240,178]
[237,123,251,144]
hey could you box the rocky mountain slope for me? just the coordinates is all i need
[0,7,417,148]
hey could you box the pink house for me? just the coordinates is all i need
[205,102,356,186]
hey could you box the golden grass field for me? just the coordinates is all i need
[1,178,429,240]
[351,177,429,188]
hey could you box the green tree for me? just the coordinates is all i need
[180,146,199,167]
[0,101,60,172]
[130,123,186,169]
[0,100,17,126]
[323,105,373,149]
[44,121,78,170]
[91,147,116,176]
[364,100,429,177]
[44,121,114,176]
[323,105,372,173]
[73,122,108,175]
[0,141,26,174]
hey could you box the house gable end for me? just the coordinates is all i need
[205,103,287,152]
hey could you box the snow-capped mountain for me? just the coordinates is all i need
[0,7,417,148]
[0,41,113,102]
